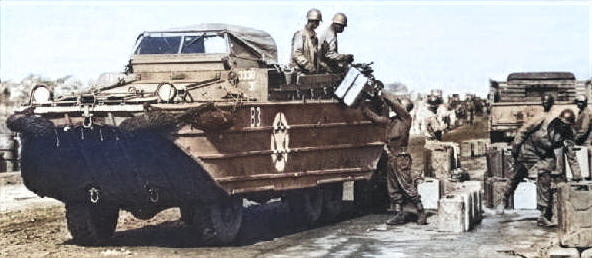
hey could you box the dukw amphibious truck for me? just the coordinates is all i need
[8,24,386,245]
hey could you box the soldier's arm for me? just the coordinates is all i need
[291,31,315,72]
[360,103,389,125]
[321,33,339,60]
[381,91,412,120]
[322,33,351,62]
[513,115,545,146]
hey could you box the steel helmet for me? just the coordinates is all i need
[307,8,322,21]
[332,13,347,26]
[576,94,588,103]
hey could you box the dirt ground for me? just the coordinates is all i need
[0,117,561,258]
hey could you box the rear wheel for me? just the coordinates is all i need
[65,202,119,246]
[320,183,343,222]
[285,187,323,226]
[192,197,243,245]
[354,179,388,212]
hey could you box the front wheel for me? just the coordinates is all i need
[65,202,119,246]
[192,197,243,245]
[284,187,323,226]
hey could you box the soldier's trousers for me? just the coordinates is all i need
[504,158,560,212]
[387,154,420,205]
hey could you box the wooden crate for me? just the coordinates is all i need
[558,182,592,248]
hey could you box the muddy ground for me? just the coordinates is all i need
[0,118,560,258]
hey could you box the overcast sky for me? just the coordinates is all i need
[1,0,590,97]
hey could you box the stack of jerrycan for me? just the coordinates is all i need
[419,140,460,211]
[436,181,482,232]
[420,140,483,232]
[423,140,460,179]
[485,142,526,209]
[460,139,487,158]
[0,133,17,172]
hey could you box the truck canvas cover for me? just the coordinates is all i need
[137,23,278,64]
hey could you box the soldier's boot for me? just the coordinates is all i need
[386,204,407,225]
[537,214,553,227]
[387,202,397,212]
[537,206,554,227]
[416,202,427,225]
[540,205,557,227]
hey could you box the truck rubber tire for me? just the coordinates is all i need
[320,183,343,222]
[65,202,119,246]
[193,197,243,245]
[285,187,323,226]
[354,179,388,212]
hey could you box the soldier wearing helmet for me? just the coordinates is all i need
[291,8,323,74]
[511,94,556,152]
[500,107,581,226]
[361,91,427,226]
[425,95,446,141]
[318,12,354,73]
[542,94,555,112]
[498,94,582,226]
[574,94,592,146]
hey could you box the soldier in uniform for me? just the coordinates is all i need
[361,91,427,225]
[291,9,323,74]
[500,107,581,226]
[575,95,592,147]
[318,13,354,74]
[425,95,446,141]
[498,95,555,216]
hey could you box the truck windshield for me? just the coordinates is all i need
[135,34,228,55]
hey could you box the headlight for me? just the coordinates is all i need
[156,83,176,102]
[31,84,53,103]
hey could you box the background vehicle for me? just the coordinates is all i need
[488,72,590,143]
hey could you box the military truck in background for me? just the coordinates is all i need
[7,24,387,245]
[488,72,590,143]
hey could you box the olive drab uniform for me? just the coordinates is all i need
[318,26,352,73]
[425,110,446,141]
[291,28,320,74]
[361,91,426,225]
[504,110,581,226]
[575,105,592,146]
